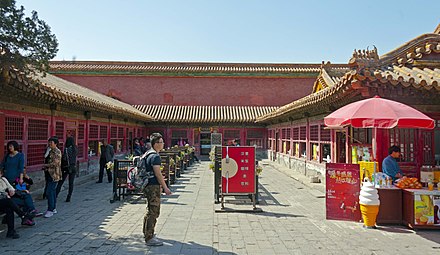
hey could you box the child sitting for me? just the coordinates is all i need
[11,168,42,218]
[0,172,35,238]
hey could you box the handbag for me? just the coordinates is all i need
[0,192,8,200]
[13,190,27,199]
[68,165,76,174]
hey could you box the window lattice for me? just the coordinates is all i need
[268,130,274,139]
[5,117,24,140]
[422,131,434,164]
[55,121,64,139]
[299,126,307,140]
[353,128,371,144]
[27,144,46,166]
[111,127,117,138]
[78,124,85,140]
[292,127,299,140]
[172,130,188,138]
[320,125,331,142]
[285,128,291,140]
[247,130,264,139]
[28,119,49,140]
[224,130,240,139]
[100,126,108,139]
[89,125,99,139]
[77,142,84,159]
[118,127,124,138]
[389,128,415,162]
[310,125,319,141]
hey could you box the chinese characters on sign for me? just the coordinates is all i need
[221,146,256,194]
[327,169,358,185]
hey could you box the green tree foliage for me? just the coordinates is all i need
[0,0,58,76]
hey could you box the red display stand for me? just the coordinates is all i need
[219,146,259,211]
[326,163,361,222]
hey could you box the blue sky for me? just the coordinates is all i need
[17,0,439,63]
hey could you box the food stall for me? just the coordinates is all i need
[324,96,438,229]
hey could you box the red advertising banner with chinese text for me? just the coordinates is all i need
[221,146,256,194]
[326,163,361,221]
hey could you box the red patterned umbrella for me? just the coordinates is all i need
[324,96,434,129]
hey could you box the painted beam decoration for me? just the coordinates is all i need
[221,146,256,194]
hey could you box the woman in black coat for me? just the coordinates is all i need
[55,136,77,202]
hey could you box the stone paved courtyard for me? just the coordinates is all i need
[1,161,440,255]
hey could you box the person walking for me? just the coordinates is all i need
[42,145,51,199]
[133,138,142,156]
[144,138,152,151]
[56,136,78,202]
[143,133,172,246]
[43,137,62,218]
[97,139,114,183]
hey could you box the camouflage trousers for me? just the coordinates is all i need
[143,185,161,241]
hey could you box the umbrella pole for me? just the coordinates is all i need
[372,127,377,186]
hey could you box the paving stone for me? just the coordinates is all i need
[1,161,440,255]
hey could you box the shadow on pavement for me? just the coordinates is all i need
[376,225,415,234]
[416,230,440,247]
[231,210,305,218]
[0,174,199,254]
[161,200,188,206]
[144,239,237,255]
[260,211,305,218]
[257,184,290,207]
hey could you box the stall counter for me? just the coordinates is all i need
[402,189,440,229]
[377,187,402,225]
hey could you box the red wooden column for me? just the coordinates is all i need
[290,126,293,156]
[84,112,91,160]
[306,118,310,160]
[345,127,350,164]
[376,128,387,171]
[0,112,5,160]
[49,106,56,137]
[240,128,246,146]
[330,129,336,163]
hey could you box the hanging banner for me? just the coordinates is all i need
[326,163,361,221]
[221,146,255,194]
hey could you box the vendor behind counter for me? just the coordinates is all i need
[382,145,404,182]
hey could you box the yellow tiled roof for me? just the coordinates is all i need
[2,67,154,122]
[133,105,278,123]
[365,66,440,90]
[257,33,440,122]
[50,61,349,76]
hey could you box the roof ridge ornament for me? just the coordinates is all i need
[434,23,440,34]
[348,46,379,69]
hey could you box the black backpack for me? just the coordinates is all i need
[132,150,157,191]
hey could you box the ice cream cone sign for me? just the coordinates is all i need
[359,180,380,229]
